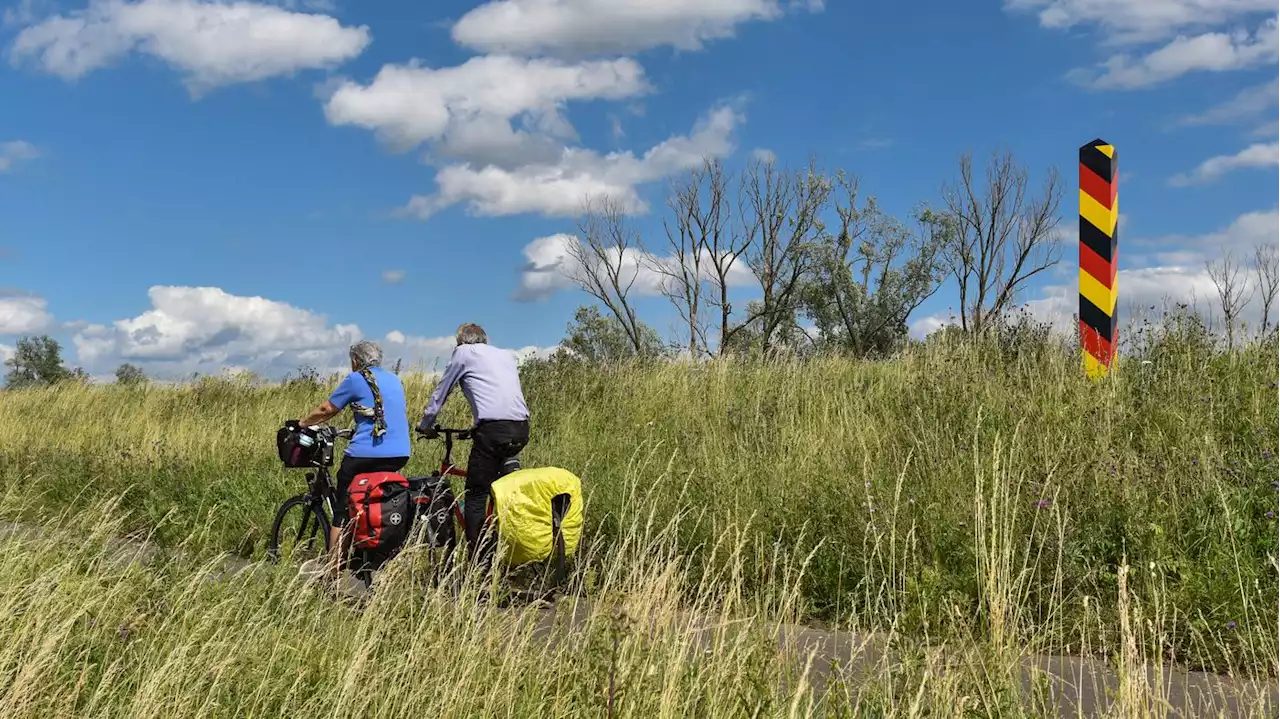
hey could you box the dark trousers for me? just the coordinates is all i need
[465,419,530,566]
[333,454,409,527]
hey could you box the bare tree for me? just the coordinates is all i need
[728,155,834,356]
[645,158,728,358]
[1206,249,1256,348]
[694,160,754,357]
[1252,241,1278,336]
[566,195,651,355]
[939,149,1063,334]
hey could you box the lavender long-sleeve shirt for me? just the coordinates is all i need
[419,343,530,429]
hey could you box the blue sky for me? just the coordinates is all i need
[0,0,1276,380]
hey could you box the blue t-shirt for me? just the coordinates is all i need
[328,367,411,458]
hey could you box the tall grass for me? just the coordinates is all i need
[0,329,1275,684]
[0,471,1273,716]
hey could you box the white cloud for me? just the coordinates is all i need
[751,148,776,163]
[912,208,1280,342]
[1176,78,1279,127]
[381,269,406,284]
[1168,142,1278,186]
[402,103,744,219]
[908,312,956,340]
[322,55,650,166]
[69,285,556,379]
[1007,1,1278,89]
[1005,0,1277,45]
[512,230,756,302]
[0,291,54,334]
[1070,17,1278,89]
[0,140,39,172]
[9,0,371,93]
[449,0,821,57]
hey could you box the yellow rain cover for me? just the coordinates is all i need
[491,466,583,566]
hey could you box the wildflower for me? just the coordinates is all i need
[1036,498,1051,509]
[1226,620,1237,631]
[1266,511,1275,520]
[1263,450,1273,460]
[864,481,871,488]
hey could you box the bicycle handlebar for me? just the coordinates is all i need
[415,425,471,440]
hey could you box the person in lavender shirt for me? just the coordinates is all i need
[417,323,530,568]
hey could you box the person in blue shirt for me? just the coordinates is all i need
[295,340,411,570]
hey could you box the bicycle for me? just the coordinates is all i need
[405,425,573,600]
[402,426,525,584]
[267,423,570,598]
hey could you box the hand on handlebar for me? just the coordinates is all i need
[416,424,440,440]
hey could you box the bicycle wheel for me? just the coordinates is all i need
[268,494,331,565]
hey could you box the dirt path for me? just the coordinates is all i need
[3,521,1276,717]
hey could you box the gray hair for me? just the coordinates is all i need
[456,323,488,345]
[349,340,383,370]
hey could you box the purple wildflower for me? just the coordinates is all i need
[1226,620,1237,631]
[1266,511,1275,520]
[1263,450,1273,460]
[1036,498,1051,509]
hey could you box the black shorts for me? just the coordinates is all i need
[333,454,409,527]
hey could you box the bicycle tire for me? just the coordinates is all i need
[268,494,331,564]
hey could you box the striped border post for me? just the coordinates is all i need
[1079,138,1118,379]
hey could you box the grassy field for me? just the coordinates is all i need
[0,329,1275,713]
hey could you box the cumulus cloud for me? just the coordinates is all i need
[1070,18,1278,89]
[1167,142,1279,186]
[8,0,371,93]
[1176,78,1279,127]
[322,55,651,165]
[449,0,821,57]
[1007,1,1278,89]
[381,269,406,284]
[402,103,744,219]
[751,148,776,163]
[1005,0,1277,45]
[0,290,54,334]
[0,140,39,172]
[69,285,556,379]
[910,207,1280,340]
[512,230,756,302]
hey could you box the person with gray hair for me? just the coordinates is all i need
[296,339,411,568]
[418,322,530,570]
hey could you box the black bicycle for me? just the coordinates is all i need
[268,423,570,597]
[265,424,495,582]
[266,424,351,567]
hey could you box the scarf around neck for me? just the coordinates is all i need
[350,366,387,438]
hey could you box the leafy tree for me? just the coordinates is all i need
[115,363,147,386]
[560,304,667,363]
[719,299,815,359]
[799,174,950,358]
[3,335,78,388]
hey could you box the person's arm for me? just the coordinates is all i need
[298,374,355,427]
[418,350,466,432]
